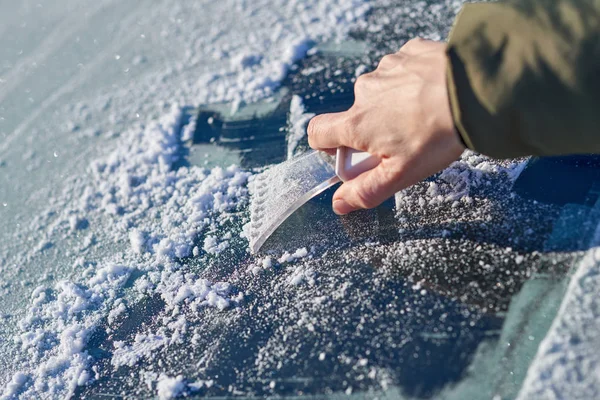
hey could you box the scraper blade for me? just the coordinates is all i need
[247,151,340,253]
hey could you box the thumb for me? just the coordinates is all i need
[332,163,400,215]
[307,111,351,151]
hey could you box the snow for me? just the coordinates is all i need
[156,375,185,400]
[0,373,28,400]
[286,95,315,159]
[278,247,310,263]
[2,0,596,398]
[128,229,146,255]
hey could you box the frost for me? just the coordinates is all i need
[518,247,600,399]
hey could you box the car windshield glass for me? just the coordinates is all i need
[1,1,598,399]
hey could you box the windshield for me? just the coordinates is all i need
[0,1,597,399]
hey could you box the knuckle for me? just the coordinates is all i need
[378,54,393,69]
[353,73,373,96]
[401,37,424,51]
[355,74,368,89]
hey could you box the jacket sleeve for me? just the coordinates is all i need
[446,0,600,159]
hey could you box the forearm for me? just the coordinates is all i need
[446,0,600,158]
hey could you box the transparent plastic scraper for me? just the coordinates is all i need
[247,148,379,253]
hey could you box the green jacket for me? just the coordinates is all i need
[446,0,600,158]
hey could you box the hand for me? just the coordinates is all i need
[308,38,465,215]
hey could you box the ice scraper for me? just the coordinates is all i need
[247,147,379,253]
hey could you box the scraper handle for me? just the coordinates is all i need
[335,147,380,182]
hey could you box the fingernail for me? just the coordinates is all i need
[333,199,353,215]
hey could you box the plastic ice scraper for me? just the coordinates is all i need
[247,147,379,253]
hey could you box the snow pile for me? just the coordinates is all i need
[9,263,131,398]
[6,107,249,398]
[86,107,251,265]
[286,95,315,159]
[395,151,526,210]
[156,375,185,400]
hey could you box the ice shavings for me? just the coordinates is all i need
[156,375,185,400]
[395,151,527,211]
[9,263,131,398]
[287,265,316,287]
[86,106,251,264]
[8,106,249,397]
[286,95,315,159]
[111,277,239,369]
[202,235,229,255]
[1,373,28,400]
[129,229,146,255]
[180,116,196,143]
[278,247,309,264]
[107,301,127,327]
[158,272,233,312]
[112,334,170,369]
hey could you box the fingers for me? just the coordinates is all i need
[307,111,349,150]
[332,162,400,215]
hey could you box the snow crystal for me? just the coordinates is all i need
[107,302,127,326]
[202,235,229,255]
[354,64,369,77]
[261,257,273,269]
